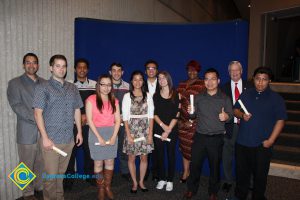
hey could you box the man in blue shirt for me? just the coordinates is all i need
[33,55,83,200]
[232,67,287,200]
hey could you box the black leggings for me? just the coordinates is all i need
[153,131,178,181]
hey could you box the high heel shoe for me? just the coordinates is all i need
[130,185,138,193]
[180,177,187,183]
[138,184,149,192]
[130,188,137,193]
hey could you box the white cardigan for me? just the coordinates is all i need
[122,92,154,121]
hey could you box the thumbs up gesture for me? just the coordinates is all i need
[219,107,229,122]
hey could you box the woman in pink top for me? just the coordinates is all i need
[86,74,121,200]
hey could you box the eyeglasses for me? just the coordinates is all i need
[99,83,112,88]
[146,67,157,70]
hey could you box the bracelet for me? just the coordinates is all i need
[159,122,163,127]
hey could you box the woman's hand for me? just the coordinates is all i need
[97,136,106,146]
[108,136,117,145]
[161,132,169,141]
[127,133,134,145]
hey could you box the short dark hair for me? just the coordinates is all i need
[23,53,38,64]
[144,59,158,69]
[204,68,219,78]
[74,58,89,69]
[49,54,67,67]
[110,62,123,70]
[253,67,273,80]
[186,60,201,72]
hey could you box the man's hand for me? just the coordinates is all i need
[76,133,83,146]
[242,113,252,121]
[263,139,274,148]
[43,137,54,150]
[219,107,229,122]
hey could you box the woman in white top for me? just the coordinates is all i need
[122,70,154,193]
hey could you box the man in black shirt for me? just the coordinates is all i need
[184,68,233,200]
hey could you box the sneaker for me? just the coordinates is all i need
[156,180,167,189]
[166,182,173,191]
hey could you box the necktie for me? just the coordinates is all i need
[235,82,240,101]
[235,82,241,124]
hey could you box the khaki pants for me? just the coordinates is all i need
[18,140,44,197]
[42,141,74,200]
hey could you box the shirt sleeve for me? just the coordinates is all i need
[32,83,47,110]
[147,93,154,119]
[122,93,130,121]
[224,95,233,122]
[7,79,35,123]
[274,94,288,120]
[74,86,83,109]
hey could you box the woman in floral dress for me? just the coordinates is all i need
[122,70,154,193]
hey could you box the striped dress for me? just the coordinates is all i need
[177,78,205,160]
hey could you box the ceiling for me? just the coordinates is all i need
[233,0,250,20]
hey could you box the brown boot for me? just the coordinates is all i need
[95,172,105,200]
[104,169,114,200]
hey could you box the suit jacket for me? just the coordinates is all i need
[7,74,46,144]
[221,80,253,138]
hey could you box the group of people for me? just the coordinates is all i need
[7,53,287,200]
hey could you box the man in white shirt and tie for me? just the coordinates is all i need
[221,61,252,193]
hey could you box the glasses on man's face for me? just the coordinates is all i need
[25,61,38,65]
[99,83,112,88]
[146,67,157,71]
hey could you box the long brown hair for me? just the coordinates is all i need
[158,71,177,101]
[96,74,116,113]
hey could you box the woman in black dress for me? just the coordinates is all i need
[153,71,180,192]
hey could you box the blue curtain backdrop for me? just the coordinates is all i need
[74,18,249,176]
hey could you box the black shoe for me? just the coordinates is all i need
[222,182,232,193]
[139,184,149,192]
[180,177,187,183]
[63,179,73,191]
[121,173,131,182]
[130,185,138,193]
[130,189,137,193]
[34,190,43,198]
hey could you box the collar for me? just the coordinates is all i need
[50,76,65,87]
[113,79,123,88]
[74,77,89,84]
[255,86,271,96]
[22,73,39,83]
[204,88,222,97]
[148,78,157,86]
[231,79,242,85]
